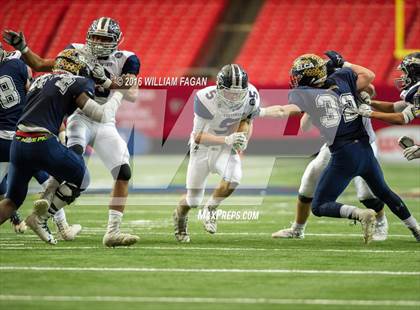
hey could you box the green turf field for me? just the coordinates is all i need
[0,157,419,310]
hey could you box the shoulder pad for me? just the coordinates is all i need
[196,86,218,116]
[5,50,22,60]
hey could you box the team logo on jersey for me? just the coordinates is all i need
[114,52,123,58]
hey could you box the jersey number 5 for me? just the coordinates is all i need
[0,76,20,109]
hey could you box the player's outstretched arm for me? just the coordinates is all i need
[259,104,301,118]
[75,91,123,123]
[356,104,416,125]
[3,30,54,72]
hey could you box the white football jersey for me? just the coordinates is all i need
[69,43,140,104]
[5,50,22,61]
[192,84,260,137]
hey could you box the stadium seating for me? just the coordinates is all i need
[236,0,419,87]
[0,0,70,55]
[45,0,225,78]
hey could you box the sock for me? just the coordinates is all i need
[53,208,67,224]
[339,204,357,219]
[403,216,418,230]
[292,222,306,230]
[376,213,386,223]
[204,196,223,210]
[107,210,123,234]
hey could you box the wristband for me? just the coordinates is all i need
[342,62,352,68]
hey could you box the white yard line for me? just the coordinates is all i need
[0,266,418,276]
[0,295,419,306]
[0,245,418,254]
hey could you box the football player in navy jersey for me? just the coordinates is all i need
[0,42,50,233]
[260,54,419,243]
[3,17,140,247]
[0,49,125,244]
[352,52,419,125]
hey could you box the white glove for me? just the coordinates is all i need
[360,91,371,105]
[403,145,420,161]
[355,103,372,118]
[401,105,416,124]
[225,132,247,150]
[92,63,112,89]
[3,30,28,53]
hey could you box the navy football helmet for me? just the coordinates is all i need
[86,17,122,58]
[395,52,420,90]
[216,64,249,109]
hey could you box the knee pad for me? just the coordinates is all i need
[111,164,131,181]
[298,194,313,204]
[360,198,385,213]
[55,182,81,205]
[186,189,204,208]
[69,144,84,156]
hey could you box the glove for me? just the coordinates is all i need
[225,132,247,150]
[403,145,420,161]
[324,50,345,68]
[3,30,28,53]
[92,63,112,89]
[234,137,248,152]
[401,105,416,124]
[359,91,372,106]
[353,103,372,118]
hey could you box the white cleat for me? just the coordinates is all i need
[103,232,139,247]
[25,203,57,245]
[408,226,420,242]
[202,206,217,234]
[354,209,376,244]
[272,227,304,239]
[55,221,82,241]
[372,217,388,241]
[173,209,190,243]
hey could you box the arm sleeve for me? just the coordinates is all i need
[121,55,140,75]
[194,95,214,120]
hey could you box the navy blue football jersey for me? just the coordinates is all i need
[0,58,28,132]
[289,67,368,151]
[19,73,95,135]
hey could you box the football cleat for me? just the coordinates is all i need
[372,217,388,241]
[408,226,420,242]
[173,209,190,243]
[102,232,139,247]
[55,220,82,241]
[353,209,376,244]
[25,204,57,245]
[272,227,304,239]
[202,205,217,234]
[10,211,27,234]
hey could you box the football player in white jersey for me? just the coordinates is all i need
[173,64,260,242]
[3,17,140,247]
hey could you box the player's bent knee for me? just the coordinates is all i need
[111,164,131,181]
[69,144,84,156]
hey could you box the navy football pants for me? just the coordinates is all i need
[312,138,411,220]
[0,138,49,195]
[6,136,89,208]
